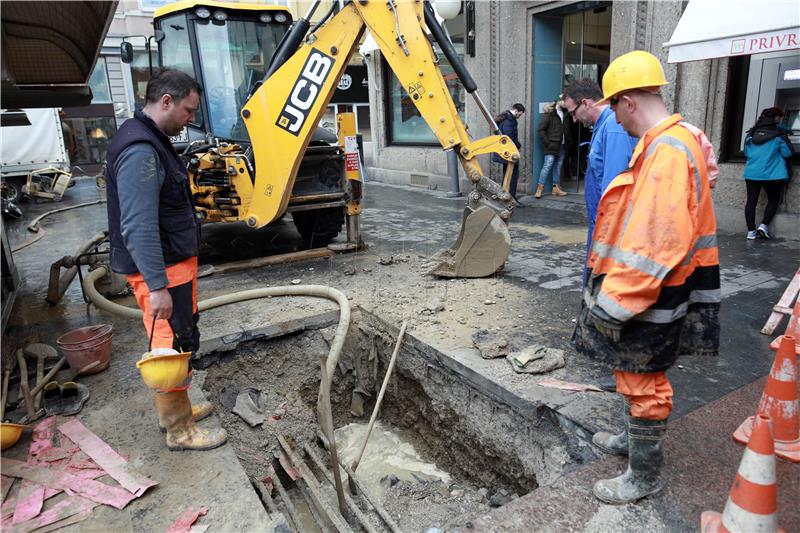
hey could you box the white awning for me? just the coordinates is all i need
[664,0,800,63]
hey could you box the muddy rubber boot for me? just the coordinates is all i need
[154,391,227,451]
[159,400,214,433]
[535,184,544,199]
[593,417,667,504]
[592,398,629,456]
[552,184,567,196]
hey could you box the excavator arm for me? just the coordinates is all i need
[241,0,518,277]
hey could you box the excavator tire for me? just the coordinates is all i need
[291,207,344,248]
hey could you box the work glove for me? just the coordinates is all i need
[589,307,623,343]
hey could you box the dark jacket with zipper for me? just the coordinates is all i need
[492,111,520,164]
[538,105,566,155]
[105,111,199,289]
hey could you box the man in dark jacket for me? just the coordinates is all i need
[105,69,227,451]
[535,97,569,198]
[492,103,525,202]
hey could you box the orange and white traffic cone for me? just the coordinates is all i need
[734,335,800,462]
[770,302,799,353]
[702,415,785,533]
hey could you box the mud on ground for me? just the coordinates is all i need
[202,325,523,531]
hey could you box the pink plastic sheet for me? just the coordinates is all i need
[1,459,136,510]
[1,476,15,503]
[58,418,157,497]
[166,506,208,533]
[12,417,56,524]
[6,496,97,533]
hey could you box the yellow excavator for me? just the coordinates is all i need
[130,0,518,277]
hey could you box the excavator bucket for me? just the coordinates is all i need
[427,204,511,278]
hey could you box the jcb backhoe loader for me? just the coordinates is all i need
[135,0,518,277]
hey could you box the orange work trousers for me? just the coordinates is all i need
[614,370,673,420]
[127,257,199,352]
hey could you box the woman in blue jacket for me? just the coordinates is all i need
[743,107,793,239]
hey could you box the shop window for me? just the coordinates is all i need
[385,15,465,145]
[356,104,371,142]
[88,58,112,104]
[65,117,117,166]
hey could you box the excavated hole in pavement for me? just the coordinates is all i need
[201,309,581,531]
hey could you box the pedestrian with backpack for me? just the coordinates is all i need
[743,107,794,239]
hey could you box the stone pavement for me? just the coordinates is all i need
[464,375,799,532]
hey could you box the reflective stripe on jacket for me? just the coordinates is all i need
[575,114,721,372]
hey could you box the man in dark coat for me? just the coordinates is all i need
[492,103,525,202]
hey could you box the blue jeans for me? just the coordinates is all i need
[537,145,565,186]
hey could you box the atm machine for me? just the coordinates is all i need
[742,51,800,151]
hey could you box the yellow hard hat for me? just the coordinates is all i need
[1,423,26,450]
[136,349,190,391]
[599,50,668,104]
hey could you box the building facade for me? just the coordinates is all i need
[362,0,799,236]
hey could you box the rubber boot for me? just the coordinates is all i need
[154,391,227,451]
[535,184,544,199]
[552,184,567,196]
[159,400,214,433]
[592,398,629,456]
[593,417,667,504]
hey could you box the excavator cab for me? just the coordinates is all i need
[142,1,346,245]
[134,0,515,277]
[151,2,292,145]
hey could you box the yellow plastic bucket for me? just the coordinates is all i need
[1,423,26,450]
[136,348,190,390]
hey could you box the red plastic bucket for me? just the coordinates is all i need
[56,324,113,375]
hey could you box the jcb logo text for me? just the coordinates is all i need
[276,49,334,136]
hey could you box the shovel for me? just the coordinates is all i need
[24,343,59,410]
[15,350,35,419]
[348,321,408,495]
[1,348,17,421]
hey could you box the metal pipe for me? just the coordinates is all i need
[472,91,499,133]
[316,431,402,533]
[271,470,304,533]
[46,231,107,305]
[278,434,352,532]
[445,149,462,198]
[302,443,379,533]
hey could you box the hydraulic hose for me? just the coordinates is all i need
[82,266,351,385]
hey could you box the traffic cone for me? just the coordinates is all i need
[734,335,800,462]
[701,415,785,533]
[770,302,799,353]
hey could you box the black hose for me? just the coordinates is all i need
[422,2,477,94]
[309,1,338,35]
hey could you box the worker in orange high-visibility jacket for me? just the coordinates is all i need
[572,51,720,505]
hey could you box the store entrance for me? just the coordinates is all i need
[562,5,612,193]
[531,3,611,196]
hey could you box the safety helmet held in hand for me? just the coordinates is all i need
[599,50,668,104]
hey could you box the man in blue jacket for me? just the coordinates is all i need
[564,78,637,392]
[563,79,637,278]
[492,103,526,202]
